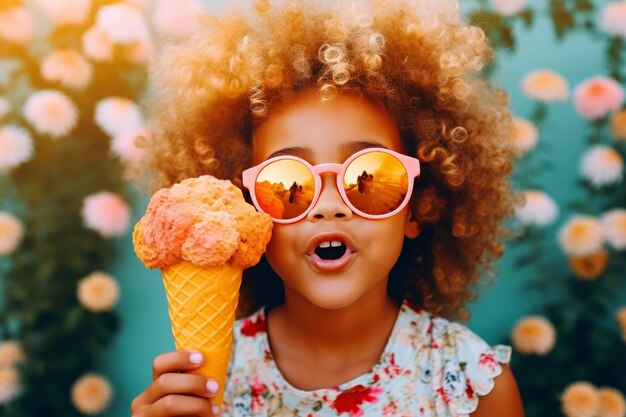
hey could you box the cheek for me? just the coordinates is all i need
[263,225,297,276]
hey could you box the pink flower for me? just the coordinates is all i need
[573,76,625,120]
[82,192,131,238]
[111,128,148,163]
[152,0,204,38]
[0,7,34,45]
[599,1,626,38]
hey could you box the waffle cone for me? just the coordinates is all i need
[161,260,242,406]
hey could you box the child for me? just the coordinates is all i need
[129,0,525,416]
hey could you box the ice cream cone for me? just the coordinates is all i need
[161,260,242,406]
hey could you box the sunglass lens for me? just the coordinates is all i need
[254,159,315,220]
[343,152,409,215]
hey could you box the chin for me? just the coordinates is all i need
[296,280,370,311]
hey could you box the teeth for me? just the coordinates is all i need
[330,240,342,247]
[318,241,331,248]
[316,240,344,249]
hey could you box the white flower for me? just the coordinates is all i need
[489,0,526,17]
[95,97,144,138]
[0,341,25,367]
[0,367,21,404]
[0,212,24,256]
[580,145,623,187]
[511,117,538,156]
[41,49,93,90]
[111,128,148,163]
[601,208,626,250]
[0,126,33,172]
[0,7,35,45]
[516,190,559,226]
[77,271,120,312]
[22,90,78,139]
[81,192,131,238]
[82,25,114,62]
[558,215,604,257]
[521,69,569,102]
[599,1,626,38]
[0,97,11,122]
[152,0,204,38]
[71,374,112,414]
[96,3,149,44]
[32,0,92,26]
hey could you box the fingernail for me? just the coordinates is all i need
[212,404,220,416]
[207,380,219,394]
[189,351,203,364]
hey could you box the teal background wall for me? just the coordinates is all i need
[97,1,620,416]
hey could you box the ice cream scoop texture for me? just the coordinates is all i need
[133,175,272,269]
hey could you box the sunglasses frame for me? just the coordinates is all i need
[242,147,421,224]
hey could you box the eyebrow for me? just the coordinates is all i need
[266,140,389,160]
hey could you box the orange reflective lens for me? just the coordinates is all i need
[343,152,409,215]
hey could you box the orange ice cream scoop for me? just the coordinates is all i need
[132,175,272,406]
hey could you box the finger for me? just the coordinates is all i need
[152,349,204,381]
[142,373,219,406]
[151,394,215,417]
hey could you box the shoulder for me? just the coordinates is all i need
[471,364,525,417]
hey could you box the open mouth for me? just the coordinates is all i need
[314,241,347,260]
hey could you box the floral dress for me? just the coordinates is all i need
[222,301,511,417]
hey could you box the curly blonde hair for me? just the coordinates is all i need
[133,0,520,321]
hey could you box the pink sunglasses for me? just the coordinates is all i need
[242,147,421,224]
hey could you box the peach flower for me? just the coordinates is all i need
[0,97,11,121]
[580,145,623,187]
[70,374,112,414]
[32,0,92,26]
[82,25,114,62]
[81,192,131,238]
[515,189,559,226]
[568,249,610,281]
[96,3,149,44]
[511,316,556,355]
[41,49,93,90]
[152,0,204,38]
[0,212,24,256]
[601,208,626,250]
[598,387,626,417]
[573,76,625,120]
[0,126,33,172]
[111,128,148,163]
[511,117,538,156]
[611,110,626,142]
[22,90,78,139]
[522,69,569,102]
[0,341,25,368]
[94,97,144,138]
[616,307,626,342]
[77,272,120,312]
[599,1,626,38]
[0,367,20,404]
[0,7,34,45]
[126,36,153,64]
[561,381,600,417]
[558,215,604,256]
[489,0,526,17]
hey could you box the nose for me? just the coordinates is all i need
[307,173,353,221]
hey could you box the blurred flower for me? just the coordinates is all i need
[82,25,114,62]
[125,0,150,12]
[601,208,626,250]
[152,0,204,38]
[561,381,600,417]
[511,315,556,355]
[568,249,609,281]
[0,341,25,368]
[558,215,604,256]
[22,90,78,139]
[599,1,626,38]
[81,192,130,238]
[0,97,11,121]
[511,117,538,156]
[70,374,112,415]
[521,69,569,102]
[77,271,120,312]
[41,49,93,90]
[0,7,34,45]
[515,190,559,226]
[611,110,626,142]
[95,97,144,138]
[111,128,148,163]
[616,307,626,342]
[32,0,92,26]
[96,3,149,44]
[0,212,23,256]
[0,126,33,172]
[580,145,623,187]
[573,76,625,120]
[126,36,153,64]
[598,387,626,417]
[0,367,21,404]
[489,0,526,16]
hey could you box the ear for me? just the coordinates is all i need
[404,211,421,239]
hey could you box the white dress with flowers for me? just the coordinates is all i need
[222,301,512,417]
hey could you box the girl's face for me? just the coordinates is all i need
[252,89,418,310]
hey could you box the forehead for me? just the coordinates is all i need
[252,90,402,164]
